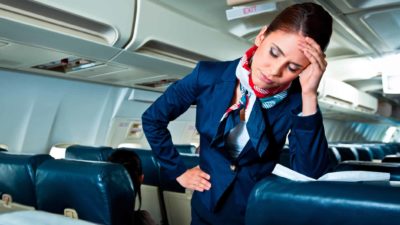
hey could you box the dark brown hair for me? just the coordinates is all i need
[108,149,143,210]
[265,2,333,51]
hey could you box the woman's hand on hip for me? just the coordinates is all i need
[176,166,211,192]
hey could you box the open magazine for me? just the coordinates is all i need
[272,164,390,182]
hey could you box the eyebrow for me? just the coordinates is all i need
[272,43,304,69]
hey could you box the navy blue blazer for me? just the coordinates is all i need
[142,59,329,212]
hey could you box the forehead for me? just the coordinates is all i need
[262,30,309,65]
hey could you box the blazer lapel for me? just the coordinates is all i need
[209,60,239,148]
[246,99,269,157]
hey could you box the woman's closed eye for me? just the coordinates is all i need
[288,64,300,73]
[269,47,279,58]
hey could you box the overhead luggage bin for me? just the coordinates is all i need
[0,0,250,89]
[317,77,378,116]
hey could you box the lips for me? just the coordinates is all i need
[259,73,274,84]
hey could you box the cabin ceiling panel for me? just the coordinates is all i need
[321,0,400,55]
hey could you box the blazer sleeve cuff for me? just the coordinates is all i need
[169,162,188,180]
[290,105,323,131]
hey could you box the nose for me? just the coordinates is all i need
[268,62,284,77]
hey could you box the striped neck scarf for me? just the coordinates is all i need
[221,45,290,121]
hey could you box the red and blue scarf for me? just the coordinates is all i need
[220,45,291,122]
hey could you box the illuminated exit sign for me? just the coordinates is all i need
[226,2,277,21]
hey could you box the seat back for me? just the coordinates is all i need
[366,145,385,160]
[382,155,400,163]
[355,147,373,161]
[161,154,199,225]
[334,161,400,181]
[65,145,114,161]
[0,152,52,207]
[35,159,135,225]
[334,146,357,161]
[246,175,400,225]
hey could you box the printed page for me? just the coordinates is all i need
[272,164,390,182]
[317,170,390,182]
[272,164,315,181]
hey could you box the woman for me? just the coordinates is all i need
[142,2,333,225]
[108,149,156,225]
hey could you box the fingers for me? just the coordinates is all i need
[176,166,211,192]
[190,167,211,191]
[190,177,211,192]
[298,37,327,72]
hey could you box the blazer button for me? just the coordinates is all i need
[230,164,236,172]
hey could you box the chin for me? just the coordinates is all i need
[254,79,272,89]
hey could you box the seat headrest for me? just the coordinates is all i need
[119,148,160,186]
[0,153,52,207]
[35,159,135,225]
[65,145,114,161]
[246,175,400,225]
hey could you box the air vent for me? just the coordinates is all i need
[135,78,179,89]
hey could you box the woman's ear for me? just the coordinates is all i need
[255,25,268,47]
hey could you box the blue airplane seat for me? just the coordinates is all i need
[334,146,357,161]
[174,145,196,154]
[380,143,397,155]
[65,145,114,161]
[0,152,52,207]
[334,161,400,181]
[366,145,385,160]
[382,155,400,163]
[35,159,135,225]
[388,142,400,153]
[355,147,373,161]
[117,148,160,186]
[246,175,400,225]
[116,148,167,225]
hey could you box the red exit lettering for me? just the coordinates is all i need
[243,6,257,15]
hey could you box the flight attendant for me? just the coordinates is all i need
[142,2,333,224]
